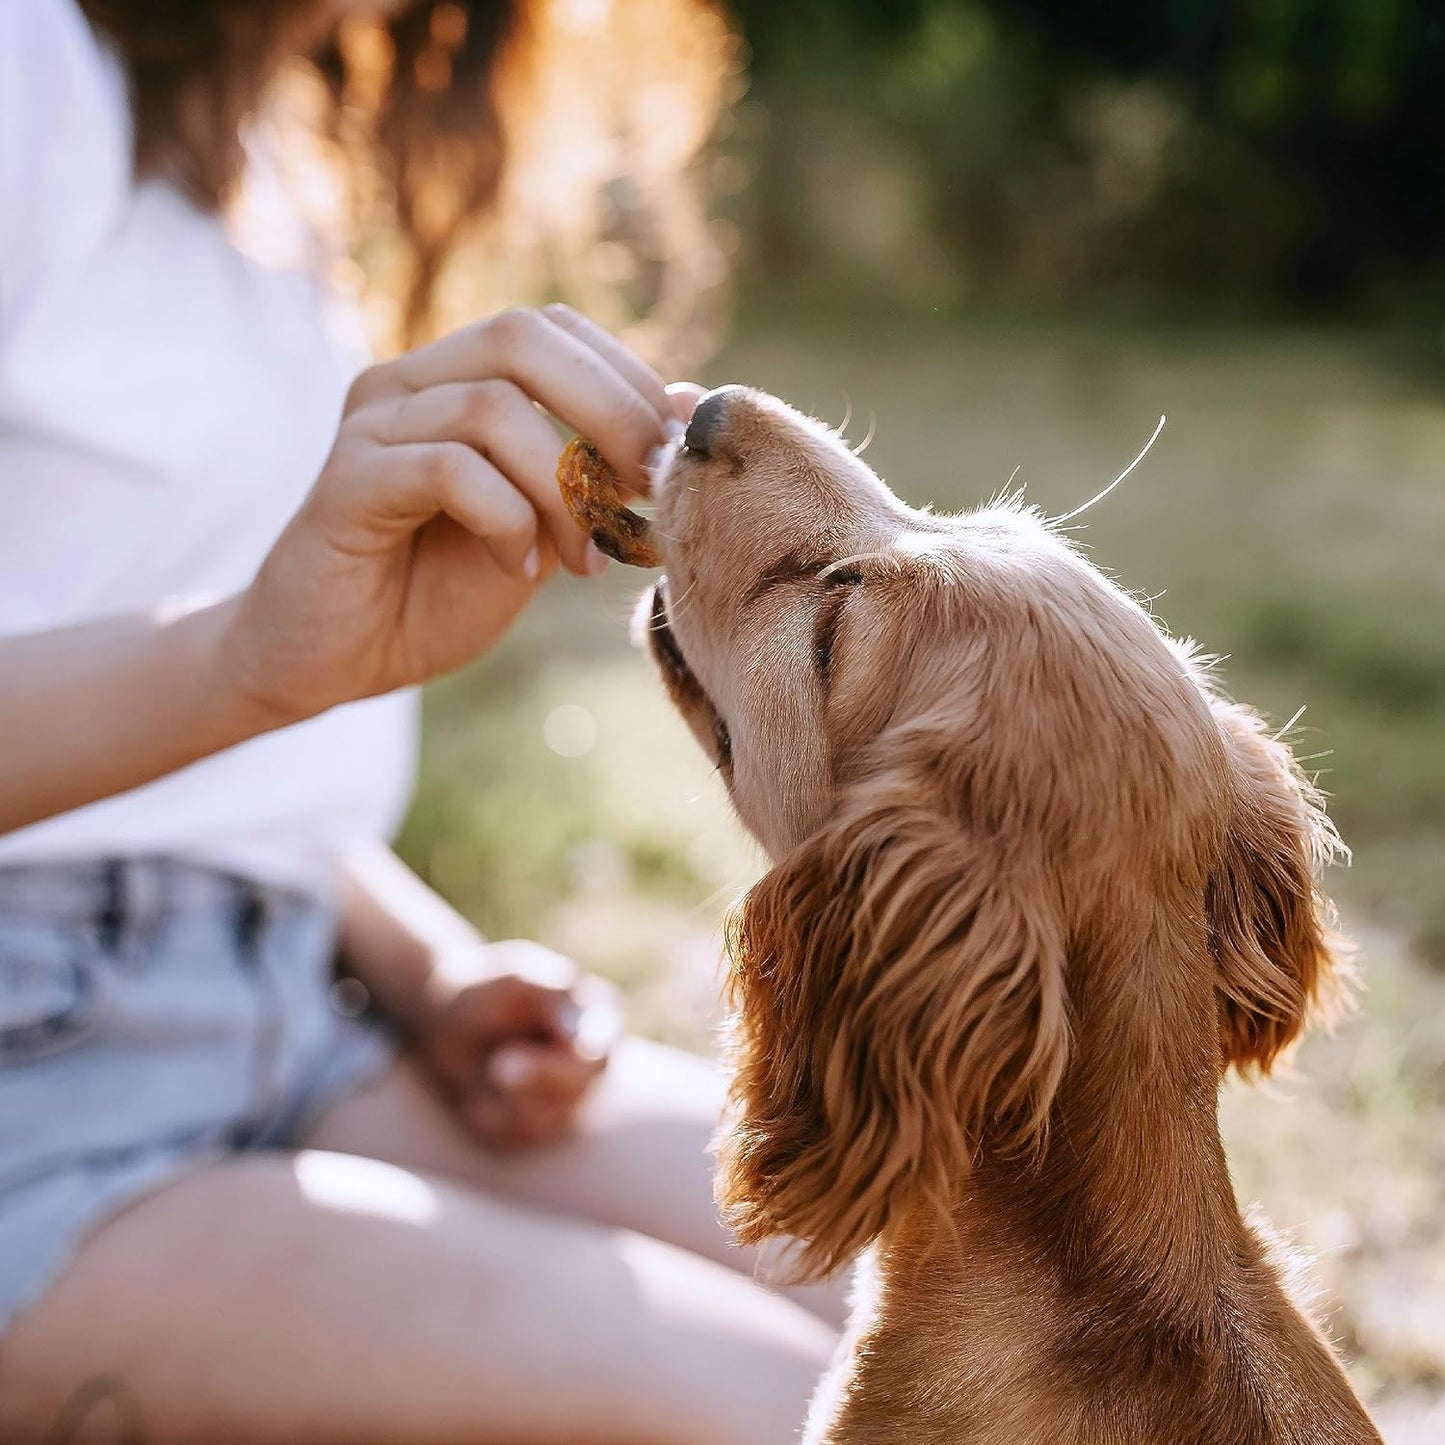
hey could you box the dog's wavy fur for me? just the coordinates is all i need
[645,388,1381,1444]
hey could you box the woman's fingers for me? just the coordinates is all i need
[665,381,707,423]
[377,380,597,575]
[355,441,540,579]
[337,307,697,578]
[357,307,672,494]
[539,303,678,428]
[490,1041,605,1107]
[457,1043,600,1151]
[472,1042,603,1149]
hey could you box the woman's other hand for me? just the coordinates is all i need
[416,940,623,1150]
[226,305,700,723]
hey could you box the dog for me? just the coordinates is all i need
[640,386,1382,1444]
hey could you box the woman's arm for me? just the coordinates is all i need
[0,304,696,839]
[0,596,280,835]
[336,839,493,1036]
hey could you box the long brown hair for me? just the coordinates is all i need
[80,0,736,354]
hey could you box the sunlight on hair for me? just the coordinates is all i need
[481,0,742,368]
[431,3,469,48]
[246,0,738,364]
[336,13,394,108]
[891,533,944,561]
[293,1150,441,1226]
[557,0,613,32]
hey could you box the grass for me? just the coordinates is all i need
[396,311,1445,1435]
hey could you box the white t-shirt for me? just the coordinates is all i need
[0,0,418,895]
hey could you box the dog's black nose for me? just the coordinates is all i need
[683,385,743,456]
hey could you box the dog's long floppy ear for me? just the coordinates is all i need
[718,773,1070,1278]
[1206,699,1349,1075]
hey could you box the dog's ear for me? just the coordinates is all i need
[1206,699,1349,1074]
[718,773,1070,1278]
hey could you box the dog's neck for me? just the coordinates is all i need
[813,919,1376,1445]
[1008,934,1242,1324]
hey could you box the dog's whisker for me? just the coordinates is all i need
[689,877,750,919]
[835,390,853,439]
[851,414,877,456]
[665,572,700,613]
[656,573,702,628]
[1050,414,1166,527]
[820,551,891,583]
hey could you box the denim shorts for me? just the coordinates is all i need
[0,858,395,1334]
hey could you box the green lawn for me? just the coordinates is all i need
[398,313,1445,1436]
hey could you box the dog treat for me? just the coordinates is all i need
[556,436,661,568]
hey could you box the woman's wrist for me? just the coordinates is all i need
[361,943,476,1040]
[372,946,490,1043]
[183,593,307,741]
[337,843,493,1037]
[208,588,322,735]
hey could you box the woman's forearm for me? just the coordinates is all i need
[0,596,288,836]
[0,600,485,1034]
[337,842,491,1035]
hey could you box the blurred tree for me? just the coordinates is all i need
[994,0,1445,301]
[727,0,929,63]
[727,0,1445,314]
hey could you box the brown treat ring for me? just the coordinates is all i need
[556,436,661,569]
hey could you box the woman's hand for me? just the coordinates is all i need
[225,304,698,724]
[415,940,623,1150]
[336,845,619,1151]
[0,317,700,838]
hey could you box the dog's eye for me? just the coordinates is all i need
[812,569,861,682]
[713,714,732,769]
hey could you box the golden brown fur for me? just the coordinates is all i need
[642,387,1381,1443]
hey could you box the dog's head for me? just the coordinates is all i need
[642,386,1347,1276]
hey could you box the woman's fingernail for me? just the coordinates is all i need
[584,542,610,576]
[665,417,686,441]
[554,998,583,1039]
[491,1050,534,1089]
[523,546,541,581]
[576,1003,622,1062]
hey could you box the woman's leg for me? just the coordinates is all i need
[301,1038,852,1328]
[0,1150,834,1444]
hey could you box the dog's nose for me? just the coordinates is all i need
[683,385,743,456]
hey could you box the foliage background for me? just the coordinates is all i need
[730,0,1445,316]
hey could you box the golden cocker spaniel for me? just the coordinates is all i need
[639,386,1381,1445]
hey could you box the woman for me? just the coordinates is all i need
[0,1,840,1440]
